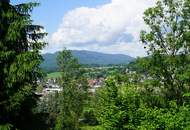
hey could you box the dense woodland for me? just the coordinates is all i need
[1,0,190,130]
[40,50,134,73]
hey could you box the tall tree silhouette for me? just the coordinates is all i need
[0,0,47,129]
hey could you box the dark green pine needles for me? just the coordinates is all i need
[0,1,47,129]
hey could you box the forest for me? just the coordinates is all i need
[1,0,190,130]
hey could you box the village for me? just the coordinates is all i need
[36,76,105,97]
[36,66,143,98]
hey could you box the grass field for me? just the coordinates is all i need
[47,72,62,79]
[81,125,103,130]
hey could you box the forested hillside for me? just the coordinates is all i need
[41,50,135,71]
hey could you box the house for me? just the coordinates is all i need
[87,78,105,95]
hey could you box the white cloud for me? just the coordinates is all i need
[45,0,155,57]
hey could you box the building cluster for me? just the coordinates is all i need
[36,77,105,97]
[36,78,62,97]
[88,77,104,95]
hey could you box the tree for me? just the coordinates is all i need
[94,77,122,130]
[94,75,143,130]
[94,75,190,129]
[55,49,87,130]
[140,0,190,105]
[35,92,60,129]
[0,1,47,129]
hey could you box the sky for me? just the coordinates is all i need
[11,0,155,57]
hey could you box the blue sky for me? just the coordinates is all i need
[11,0,155,57]
[11,0,110,35]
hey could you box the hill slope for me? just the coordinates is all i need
[41,50,135,71]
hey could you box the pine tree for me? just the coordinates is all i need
[0,0,47,129]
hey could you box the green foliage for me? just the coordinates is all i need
[82,109,98,126]
[35,92,60,129]
[94,75,190,129]
[136,102,190,130]
[0,1,47,129]
[94,76,138,130]
[47,72,62,79]
[0,124,13,130]
[140,0,190,104]
[80,125,104,130]
[55,49,88,130]
[127,57,150,74]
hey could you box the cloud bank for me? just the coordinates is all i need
[45,0,155,57]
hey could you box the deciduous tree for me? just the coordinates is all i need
[55,49,87,130]
[140,0,190,104]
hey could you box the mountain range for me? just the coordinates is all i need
[41,50,135,72]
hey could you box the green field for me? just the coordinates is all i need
[81,125,103,130]
[47,72,62,79]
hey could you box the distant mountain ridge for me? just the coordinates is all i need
[41,50,135,71]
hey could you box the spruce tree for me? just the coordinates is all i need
[0,0,47,129]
